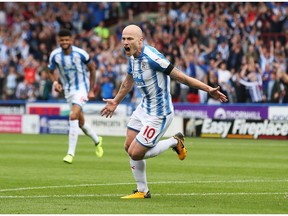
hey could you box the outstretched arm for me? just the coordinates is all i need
[170,67,228,102]
[100,74,135,118]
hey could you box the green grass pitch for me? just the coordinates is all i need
[0,133,287,214]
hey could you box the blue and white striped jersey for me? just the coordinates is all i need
[48,45,90,95]
[127,45,174,117]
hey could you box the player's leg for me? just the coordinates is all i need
[144,132,186,160]
[171,132,186,160]
[64,92,87,163]
[129,113,186,160]
[143,136,178,159]
[127,131,185,162]
[142,113,175,159]
[121,107,150,198]
[79,112,103,157]
[121,129,150,199]
[63,104,82,163]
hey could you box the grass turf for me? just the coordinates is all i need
[0,133,287,214]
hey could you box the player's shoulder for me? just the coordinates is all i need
[143,45,166,64]
[50,47,62,57]
[143,45,165,61]
[72,45,88,55]
[143,45,161,55]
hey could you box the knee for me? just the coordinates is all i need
[129,154,143,161]
[124,143,143,160]
[127,149,144,161]
[70,112,78,121]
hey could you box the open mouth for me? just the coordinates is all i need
[124,47,130,52]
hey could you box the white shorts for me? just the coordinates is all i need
[65,91,88,110]
[127,105,174,148]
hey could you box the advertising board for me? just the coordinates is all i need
[0,103,25,114]
[0,115,22,133]
[40,116,69,134]
[268,106,288,121]
[26,103,129,116]
[184,118,288,140]
[174,104,268,120]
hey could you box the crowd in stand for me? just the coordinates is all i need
[0,2,288,104]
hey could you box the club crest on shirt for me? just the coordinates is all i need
[141,62,149,70]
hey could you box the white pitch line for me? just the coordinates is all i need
[0,179,287,193]
[0,194,124,199]
[0,182,135,192]
[1,139,288,147]
[0,140,61,144]
[0,192,287,199]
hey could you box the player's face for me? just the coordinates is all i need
[122,32,141,57]
[59,36,72,51]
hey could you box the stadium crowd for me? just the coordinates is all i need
[0,2,288,104]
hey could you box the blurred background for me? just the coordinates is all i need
[0,2,287,103]
[0,2,287,138]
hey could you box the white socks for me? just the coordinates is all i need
[68,120,79,156]
[128,137,178,193]
[80,122,100,144]
[143,137,176,159]
[130,158,148,193]
[67,121,100,156]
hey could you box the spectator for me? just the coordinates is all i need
[5,65,18,99]
[93,21,110,42]
[174,57,190,102]
[0,66,5,99]
[227,38,244,73]
[267,71,281,103]
[15,77,29,100]
[0,2,287,104]
[100,73,116,99]
[38,69,52,100]
[195,56,208,103]
[262,64,273,101]
[245,43,259,63]
[217,61,235,102]
[240,61,263,103]
[217,37,230,61]
[207,69,221,104]
[259,40,274,72]
[279,70,288,103]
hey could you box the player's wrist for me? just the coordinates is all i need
[208,87,213,95]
